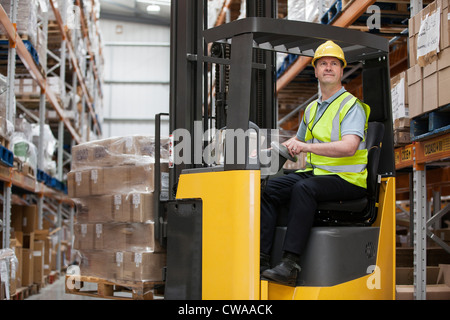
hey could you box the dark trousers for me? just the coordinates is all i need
[260,171,366,256]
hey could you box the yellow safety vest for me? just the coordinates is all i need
[297,91,371,188]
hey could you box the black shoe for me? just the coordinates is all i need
[260,252,271,273]
[261,253,301,286]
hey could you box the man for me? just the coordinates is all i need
[260,41,371,286]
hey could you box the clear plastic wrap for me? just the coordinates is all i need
[0,0,38,47]
[31,123,57,174]
[208,0,226,29]
[73,222,163,253]
[288,0,332,23]
[0,73,7,119]
[73,192,157,223]
[67,163,168,197]
[11,131,38,171]
[69,135,168,284]
[0,248,19,300]
[77,250,166,282]
[0,116,14,143]
[71,135,170,170]
[14,76,62,104]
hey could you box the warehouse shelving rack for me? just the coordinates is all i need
[391,0,450,301]
[395,130,450,300]
[0,0,103,300]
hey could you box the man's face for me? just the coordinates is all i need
[314,56,344,85]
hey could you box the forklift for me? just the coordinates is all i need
[156,0,396,300]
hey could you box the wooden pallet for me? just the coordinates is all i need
[65,275,164,300]
[10,283,41,300]
[0,33,32,42]
[10,286,31,300]
[394,129,411,147]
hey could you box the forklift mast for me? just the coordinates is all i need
[169,0,277,195]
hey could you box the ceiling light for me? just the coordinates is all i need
[146,4,161,12]
[137,0,170,5]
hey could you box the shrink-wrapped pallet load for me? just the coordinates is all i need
[68,135,169,284]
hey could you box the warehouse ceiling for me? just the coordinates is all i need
[99,0,171,25]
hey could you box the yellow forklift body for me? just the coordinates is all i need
[176,172,395,300]
[176,169,261,300]
[262,177,396,300]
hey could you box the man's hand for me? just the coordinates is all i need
[283,137,307,158]
[283,134,362,158]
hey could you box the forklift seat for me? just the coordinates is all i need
[314,121,385,226]
[269,122,385,285]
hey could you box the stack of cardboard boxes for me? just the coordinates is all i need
[407,0,450,118]
[68,135,169,283]
[6,205,56,296]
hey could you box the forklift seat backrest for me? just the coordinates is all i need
[314,121,385,226]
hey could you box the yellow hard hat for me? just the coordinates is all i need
[312,40,347,68]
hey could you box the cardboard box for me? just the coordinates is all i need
[79,251,124,280]
[73,223,95,250]
[69,164,166,197]
[123,252,166,282]
[391,71,409,121]
[50,250,57,271]
[423,71,439,112]
[407,64,424,117]
[437,264,450,285]
[12,242,22,291]
[417,1,441,67]
[14,231,23,247]
[22,232,35,250]
[71,136,129,169]
[71,136,170,170]
[11,205,37,233]
[409,0,450,66]
[34,230,51,276]
[396,284,450,300]
[438,48,450,106]
[33,241,45,285]
[21,248,34,286]
[409,15,418,66]
[126,193,156,223]
[422,54,439,113]
[74,195,127,223]
[93,223,127,251]
[67,170,91,198]
[75,193,155,223]
[440,2,449,50]
[88,168,104,195]
[394,130,411,145]
[73,222,159,252]
[396,265,450,300]
[124,223,160,252]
